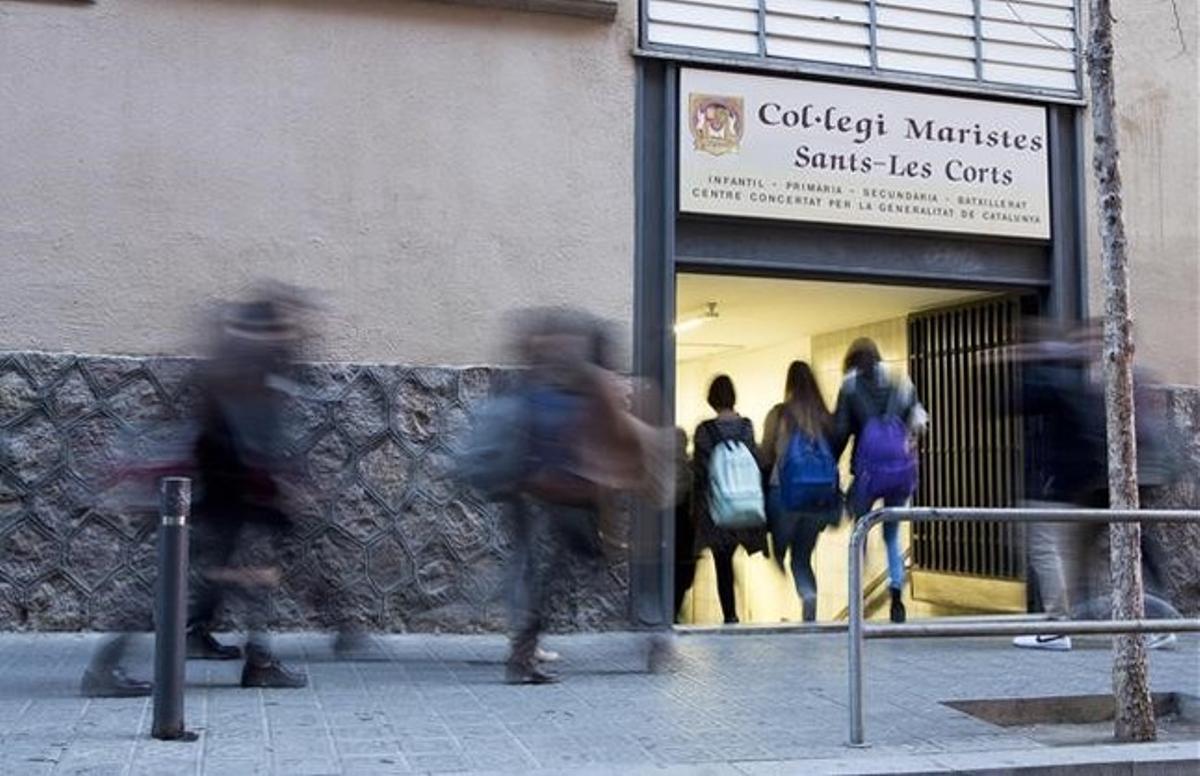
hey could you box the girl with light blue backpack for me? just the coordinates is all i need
[691,375,768,624]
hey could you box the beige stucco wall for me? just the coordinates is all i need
[1086,0,1200,385]
[0,0,636,364]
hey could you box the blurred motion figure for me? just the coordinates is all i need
[183,290,309,687]
[459,307,672,683]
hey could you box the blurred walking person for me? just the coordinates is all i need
[1009,320,1107,650]
[183,294,307,687]
[833,339,926,624]
[691,375,767,625]
[760,362,840,623]
[672,427,697,622]
[1014,322,1181,650]
[490,309,669,683]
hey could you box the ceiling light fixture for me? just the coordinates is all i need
[673,301,719,335]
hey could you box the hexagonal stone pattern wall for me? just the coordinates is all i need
[0,352,629,632]
[1144,385,1200,616]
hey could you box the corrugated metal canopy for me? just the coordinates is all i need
[644,0,1081,99]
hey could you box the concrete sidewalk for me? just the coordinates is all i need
[0,631,1196,775]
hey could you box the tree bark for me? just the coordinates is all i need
[1086,0,1157,743]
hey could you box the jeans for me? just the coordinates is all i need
[1025,500,1098,620]
[507,498,603,669]
[850,481,910,592]
[766,487,822,621]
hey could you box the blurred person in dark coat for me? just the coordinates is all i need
[502,308,672,683]
[1010,320,1105,651]
[80,290,311,695]
[673,427,697,622]
[182,294,308,687]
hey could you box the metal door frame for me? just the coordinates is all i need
[631,59,1089,629]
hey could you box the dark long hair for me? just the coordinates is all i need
[782,361,831,438]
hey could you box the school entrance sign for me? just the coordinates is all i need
[679,68,1051,240]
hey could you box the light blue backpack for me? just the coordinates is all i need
[708,433,766,530]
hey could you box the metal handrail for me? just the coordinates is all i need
[847,507,1200,747]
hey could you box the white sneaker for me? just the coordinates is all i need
[1013,634,1072,651]
[535,647,561,663]
[1147,633,1177,651]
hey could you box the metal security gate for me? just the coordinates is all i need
[908,296,1026,581]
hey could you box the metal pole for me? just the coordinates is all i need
[864,619,1200,639]
[847,511,876,747]
[867,506,1200,525]
[152,477,192,741]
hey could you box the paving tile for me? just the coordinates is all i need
[334,738,402,757]
[407,752,472,772]
[202,761,271,776]
[335,755,412,773]
[0,632,1194,775]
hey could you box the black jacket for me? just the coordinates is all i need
[1021,360,1106,504]
[832,367,923,473]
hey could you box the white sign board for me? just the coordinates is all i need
[679,69,1051,239]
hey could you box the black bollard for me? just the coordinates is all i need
[152,477,193,741]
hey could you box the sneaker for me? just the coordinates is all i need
[1147,633,1178,651]
[240,659,308,689]
[1013,634,1072,651]
[187,631,242,661]
[534,647,560,663]
[80,667,152,698]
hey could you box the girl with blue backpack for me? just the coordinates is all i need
[691,375,768,624]
[833,338,927,624]
[760,361,841,623]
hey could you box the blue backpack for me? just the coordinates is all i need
[454,394,529,499]
[779,429,840,512]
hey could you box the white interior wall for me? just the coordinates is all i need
[675,336,813,447]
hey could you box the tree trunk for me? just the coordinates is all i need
[1086,0,1156,743]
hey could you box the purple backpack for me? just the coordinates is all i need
[855,388,918,503]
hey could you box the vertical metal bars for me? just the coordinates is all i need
[908,296,1025,580]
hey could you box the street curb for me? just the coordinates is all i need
[730,740,1200,775]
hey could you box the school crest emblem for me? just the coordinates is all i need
[689,94,744,156]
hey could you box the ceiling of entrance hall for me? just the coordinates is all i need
[676,274,988,362]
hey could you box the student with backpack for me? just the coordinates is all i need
[692,375,768,624]
[489,307,675,683]
[833,339,927,624]
[760,362,840,623]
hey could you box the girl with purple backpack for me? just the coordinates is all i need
[832,338,928,624]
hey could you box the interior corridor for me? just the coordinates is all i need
[672,273,1015,625]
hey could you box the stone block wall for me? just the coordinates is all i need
[1144,385,1200,615]
[0,352,629,632]
[2,348,1197,630]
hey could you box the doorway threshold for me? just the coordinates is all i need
[674,613,1051,637]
